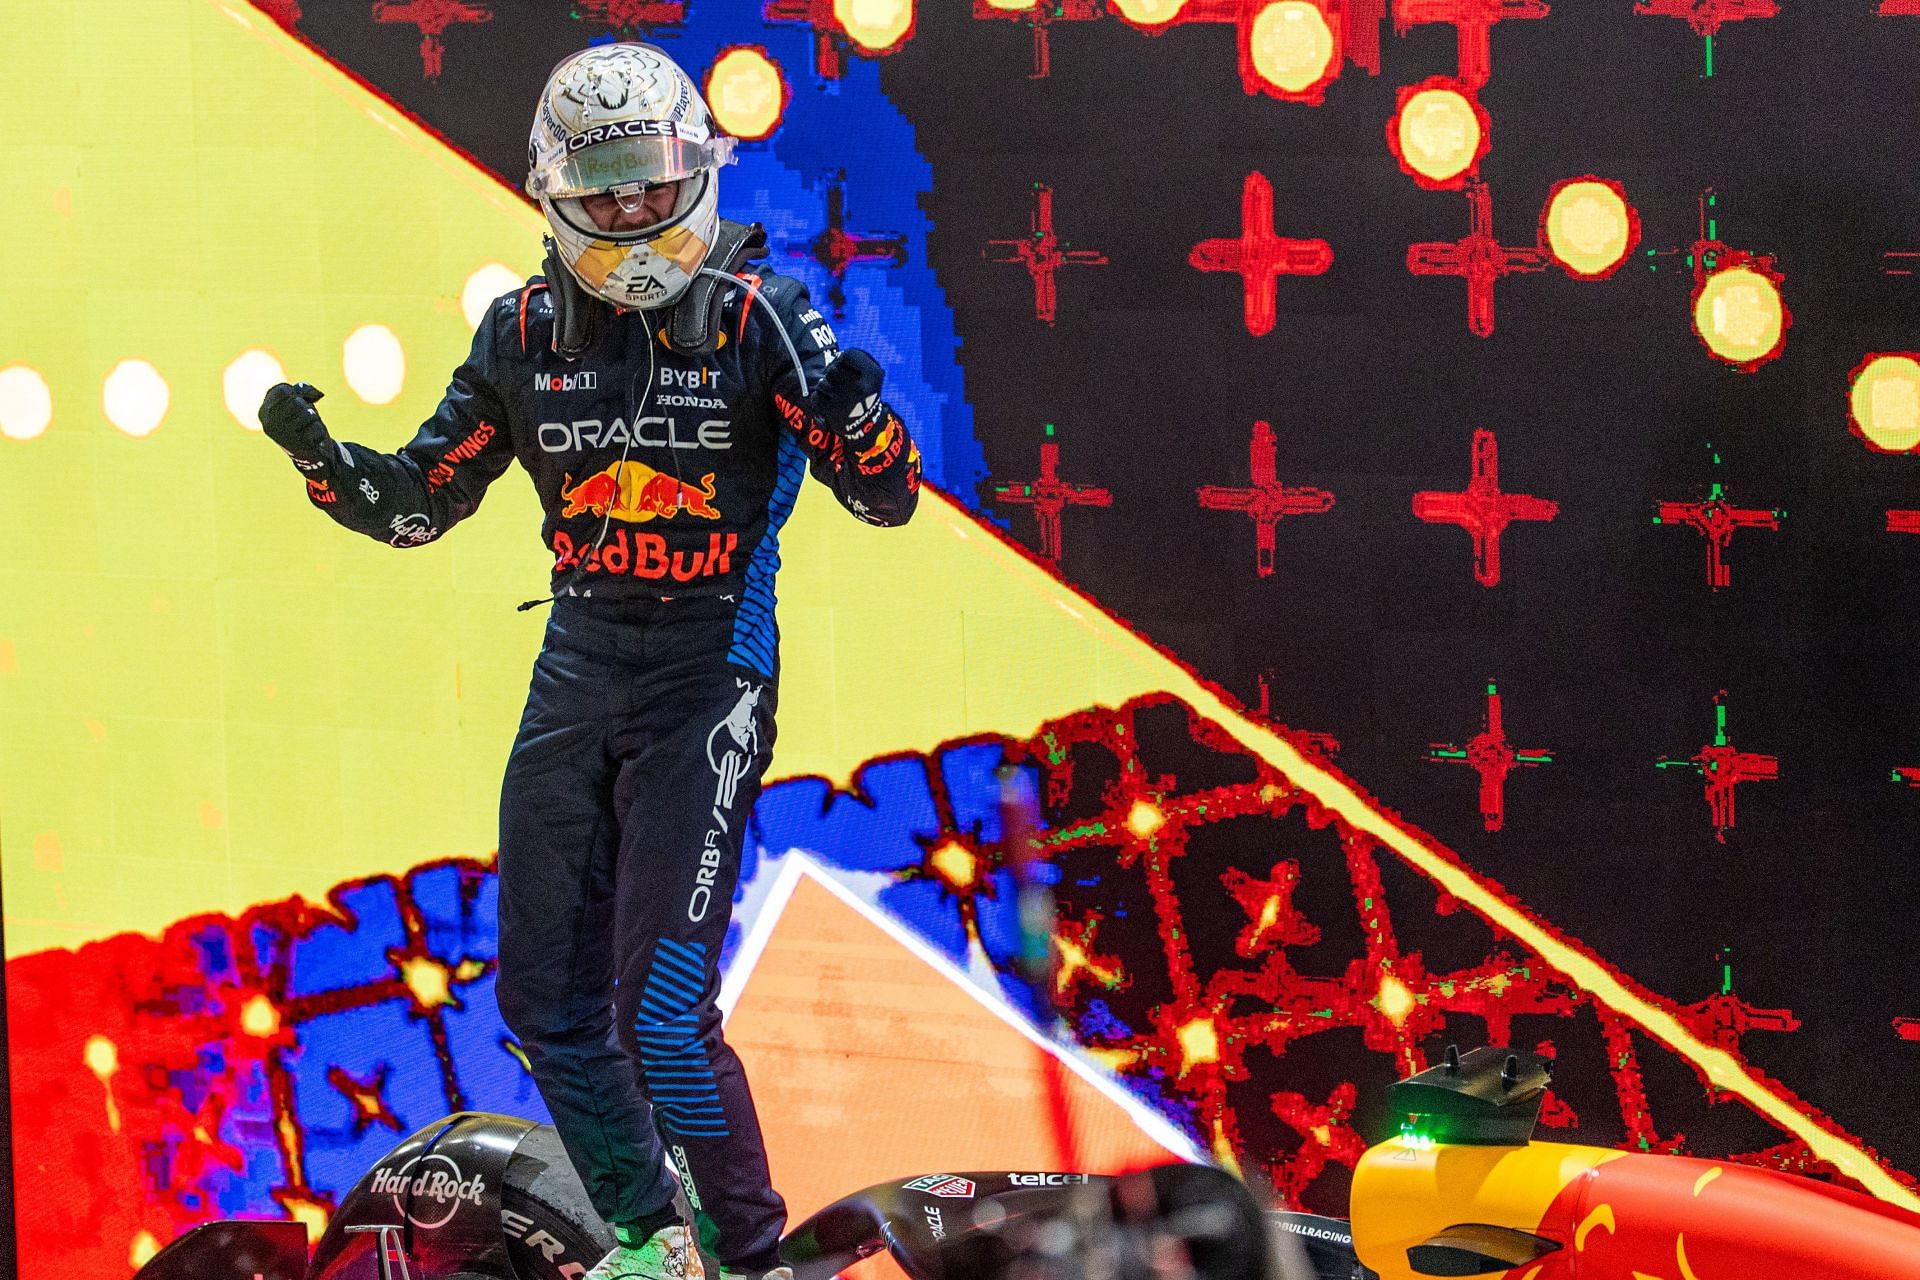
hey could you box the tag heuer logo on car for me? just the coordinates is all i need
[903,1175,976,1198]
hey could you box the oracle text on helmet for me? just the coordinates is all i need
[566,118,696,151]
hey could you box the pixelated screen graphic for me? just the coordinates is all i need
[5,1,1920,1277]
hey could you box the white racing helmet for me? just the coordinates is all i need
[525,43,737,311]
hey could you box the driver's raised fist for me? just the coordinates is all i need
[259,382,335,467]
[804,349,887,443]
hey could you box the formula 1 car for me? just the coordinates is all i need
[131,1046,1920,1280]
[126,1117,1330,1280]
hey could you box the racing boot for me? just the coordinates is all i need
[583,1224,704,1280]
[717,1269,792,1280]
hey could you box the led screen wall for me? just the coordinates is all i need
[3,2,1918,1276]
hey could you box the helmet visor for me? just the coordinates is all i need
[532,134,735,199]
[545,169,709,246]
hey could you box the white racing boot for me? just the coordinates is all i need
[583,1224,705,1280]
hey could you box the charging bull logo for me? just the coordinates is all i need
[690,680,764,923]
[856,416,899,465]
[855,413,907,477]
[707,681,762,778]
[559,462,721,523]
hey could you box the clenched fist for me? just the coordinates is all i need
[259,382,336,469]
[803,349,887,443]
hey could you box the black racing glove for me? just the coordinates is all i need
[803,349,887,443]
[259,382,337,470]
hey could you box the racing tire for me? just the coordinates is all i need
[499,1125,619,1280]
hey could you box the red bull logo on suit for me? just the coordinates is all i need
[550,528,739,583]
[855,414,904,475]
[559,462,722,522]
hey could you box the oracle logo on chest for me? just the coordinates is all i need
[537,417,731,453]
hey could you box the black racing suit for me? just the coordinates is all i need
[283,268,920,1267]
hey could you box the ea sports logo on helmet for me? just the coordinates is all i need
[366,1153,487,1229]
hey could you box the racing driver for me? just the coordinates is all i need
[258,42,921,1280]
